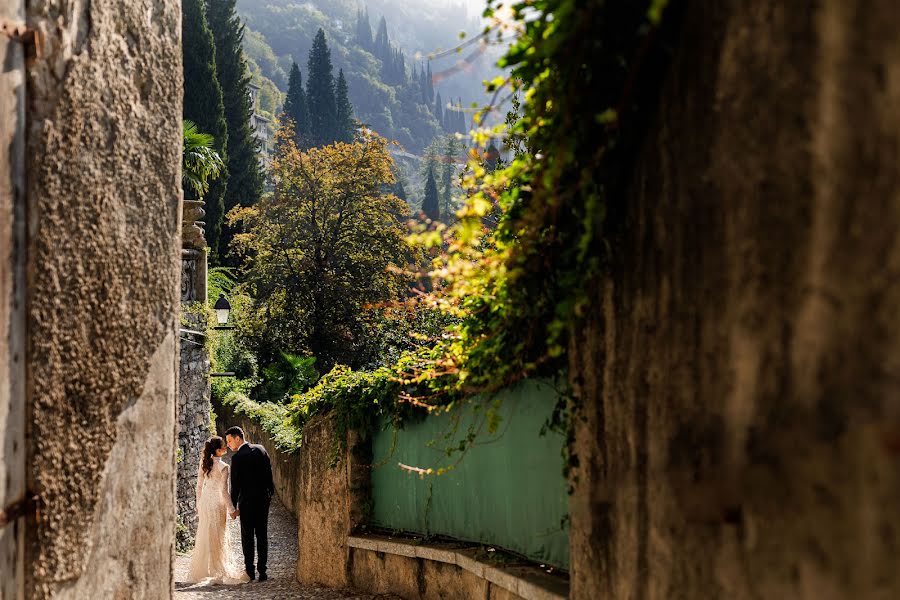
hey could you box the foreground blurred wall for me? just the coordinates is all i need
[570,1,900,598]
[1,0,182,598]
[1,0,27,597]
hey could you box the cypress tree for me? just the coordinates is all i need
[419,64,429,104]
[183,0,229,263]
[397,49,406,85]
[426,63,435,103]
[207,0,264,265]
[283,62,310,147]
[421,165,440,221]
[306,29,338,147]
[335,69,355,143]
[440,135,459,217]
[375,17,390,61]
[356,8,373,50]
[457,99,466,133]
[434,91,444,128]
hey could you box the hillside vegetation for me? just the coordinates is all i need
[236,0,504,154]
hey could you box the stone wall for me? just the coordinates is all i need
[0,0,26,595]
[176,311,212,550]
[569,1,900,598]
[22,0,182,597]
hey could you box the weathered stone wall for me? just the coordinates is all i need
[296,417,369,589]
[0,0,26,595]
[22,0,182,598]
[176,311,212,550]
[569,1,900,598]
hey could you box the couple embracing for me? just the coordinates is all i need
[186,426,275,585]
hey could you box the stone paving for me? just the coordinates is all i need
[174,498,395,599]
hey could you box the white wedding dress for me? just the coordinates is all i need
[186,457,250,585]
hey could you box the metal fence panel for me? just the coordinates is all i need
[371,379,570,569]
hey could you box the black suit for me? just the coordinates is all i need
[230,442,275,578]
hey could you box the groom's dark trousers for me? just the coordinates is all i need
[230,442,275,578]
[239,497,270,577]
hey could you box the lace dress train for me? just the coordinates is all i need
[186,458,249,585]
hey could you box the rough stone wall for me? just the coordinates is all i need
[569,1,900,599]
[176,311,212,550]
[0,0,26,595]
[23,0,182,598]
[349,551,507,600]
[296,416,369,589]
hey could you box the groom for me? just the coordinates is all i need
[225,426,275,582]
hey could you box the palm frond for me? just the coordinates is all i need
[183,120,225,199]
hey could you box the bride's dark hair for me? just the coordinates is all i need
[201,436,225,476]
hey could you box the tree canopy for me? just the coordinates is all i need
[228,130,411,371]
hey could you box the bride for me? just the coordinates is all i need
[186,436,250,585]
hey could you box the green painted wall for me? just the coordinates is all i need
[370,380,570,569]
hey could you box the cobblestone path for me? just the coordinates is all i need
[174,498,393,599]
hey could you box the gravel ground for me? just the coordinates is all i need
[174,498,394,599]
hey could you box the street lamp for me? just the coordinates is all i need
[211,294,235,378]
[213,294,233,329]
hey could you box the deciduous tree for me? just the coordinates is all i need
[229,130,411,370]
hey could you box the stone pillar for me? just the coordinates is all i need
[176,312,212,550]
[176,185,213,550]
[181,199,208,304]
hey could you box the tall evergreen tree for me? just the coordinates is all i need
[283,62,310,147]
[374,17,390,60]
[440,135,460,217]
[306,29,338,147]
[397,49,407,85]
[421,164,440,221]
[426,63,435,103]
[356,8,373,50]
[419,64,429,104]
[434,91,444,127]
[183,0,229,263]
[207,0,264,265]
[335,69,355,143]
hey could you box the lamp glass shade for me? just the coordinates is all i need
[213,294,231,325]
